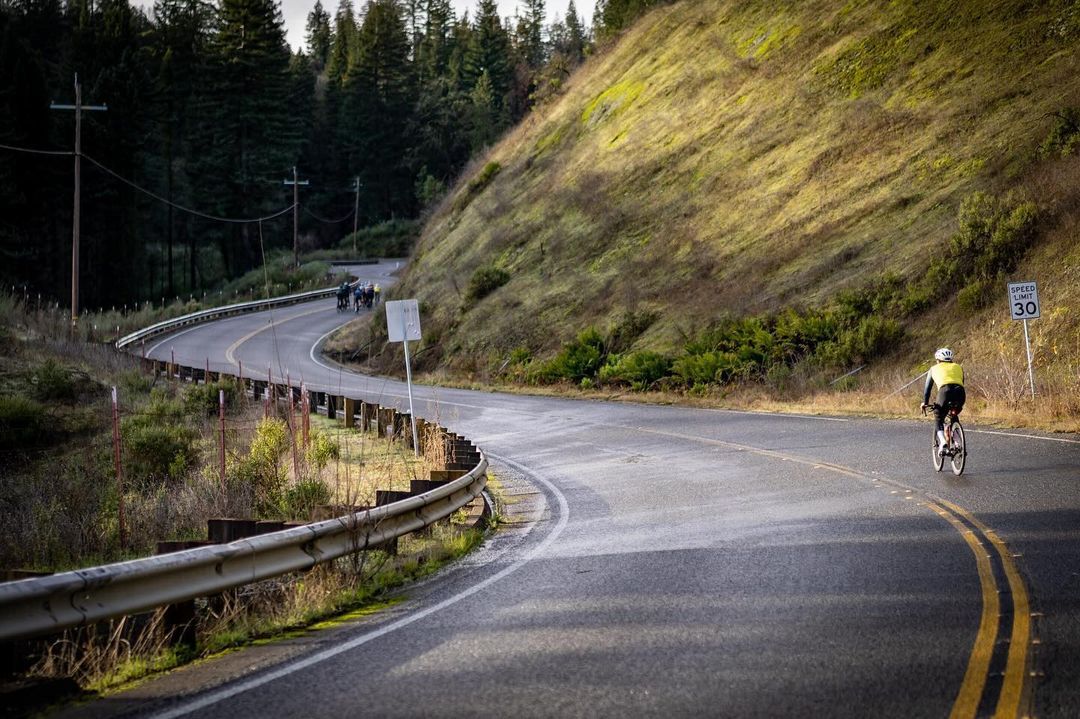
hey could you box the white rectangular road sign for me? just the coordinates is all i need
[1007,281,1040,321]
[386,299,422,342]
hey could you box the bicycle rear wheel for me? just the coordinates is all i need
[950,422,966,475]
[932,432,944,472]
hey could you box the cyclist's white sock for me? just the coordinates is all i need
[936,430,947,446]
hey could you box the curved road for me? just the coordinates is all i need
[72,261,1080,718]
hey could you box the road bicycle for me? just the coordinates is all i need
[924,403,966,475]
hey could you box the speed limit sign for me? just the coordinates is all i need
[1007,281,1040,321]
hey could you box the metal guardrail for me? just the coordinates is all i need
[1,295,489,642]
[115,285,348,351]
[0,456,486,640]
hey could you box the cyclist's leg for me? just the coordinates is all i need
[933,389,949,451]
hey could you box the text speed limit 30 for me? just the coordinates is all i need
[1007,281,1040,321]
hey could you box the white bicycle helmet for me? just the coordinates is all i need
[934,347,953,362]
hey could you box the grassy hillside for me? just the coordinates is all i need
[341,0,1080,426]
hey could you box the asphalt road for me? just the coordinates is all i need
[70,261,1080,718]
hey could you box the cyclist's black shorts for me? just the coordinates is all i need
[935,384,965,417]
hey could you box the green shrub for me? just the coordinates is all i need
[122,422,197,485]
[119,391,196,486]
[1039,108,1080,159]
[142,390,187,424]
[415,171,447,209]
[472,161,501,191]
[672,351,739,385]
[598,351,672,389]
[31,359,78,401]
[0,396,50,450]
[816,316,904,367]
[337,219,421,258]
[465,266,511,303]
[773,309,838,364]
[305,429,340,472]
[232,418,291,515]
[509,347,532,365]
[915,192,1039,311]
[119,370,153,395]
[957,277,994,313]
[184,379,243,418]
[540,328,606,382]
[283,479,331,519]
[453,161,501,213]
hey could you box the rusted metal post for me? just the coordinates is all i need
[218,389,226,488]
[287,375,300,480]
[111,387,126,551]
[301,383,310,448]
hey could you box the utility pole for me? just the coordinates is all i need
[51,74,106,331]
[352,177,361,255]
[283,166,309,268]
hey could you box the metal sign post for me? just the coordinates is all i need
[1007,281,1040,400]
[386,300,422,456]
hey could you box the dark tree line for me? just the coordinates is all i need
[592,0,668,39]
[0,0,589,309]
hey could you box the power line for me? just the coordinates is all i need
[1,141,296,225]
[283,166,310,268]
[0,142,73,157]
[302,204,355,224]
[81,152,296,224]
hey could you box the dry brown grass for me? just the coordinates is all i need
[310,414,440,509]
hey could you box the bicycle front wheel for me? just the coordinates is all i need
[933,433,944,472]
[950,422,966,475]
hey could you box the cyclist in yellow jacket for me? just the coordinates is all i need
[920,348,965,456]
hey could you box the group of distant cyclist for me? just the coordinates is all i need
[336,281,380,312]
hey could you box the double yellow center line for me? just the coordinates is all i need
[935,497,1031,719]
[620,427,1033,718]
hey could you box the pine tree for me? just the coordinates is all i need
[152,0,213,296]
[0,1,65,296]
[416,0,452,83]
[343,0,415,219]
[468,68,498,150]
[305,0,332,70]
[326,0,357,82]
[198,0,297,275]
[64,0,157,307]
[464,0,510,109]
[521,0,545,70]
[446,12,471,90]
[564,0,586,64]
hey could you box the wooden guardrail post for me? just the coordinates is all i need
[155,540,210,648]
[343,398,356,428]
[358,402,372,433]
[207,518,258,543]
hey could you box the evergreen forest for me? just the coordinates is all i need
[0,0,592,310]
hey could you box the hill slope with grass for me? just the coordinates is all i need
[345,0,1080,427]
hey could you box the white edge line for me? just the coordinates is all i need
[967,428,1080,445]
[309,326,346,375]
[149,454,568,719]
[308,327,495,412]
